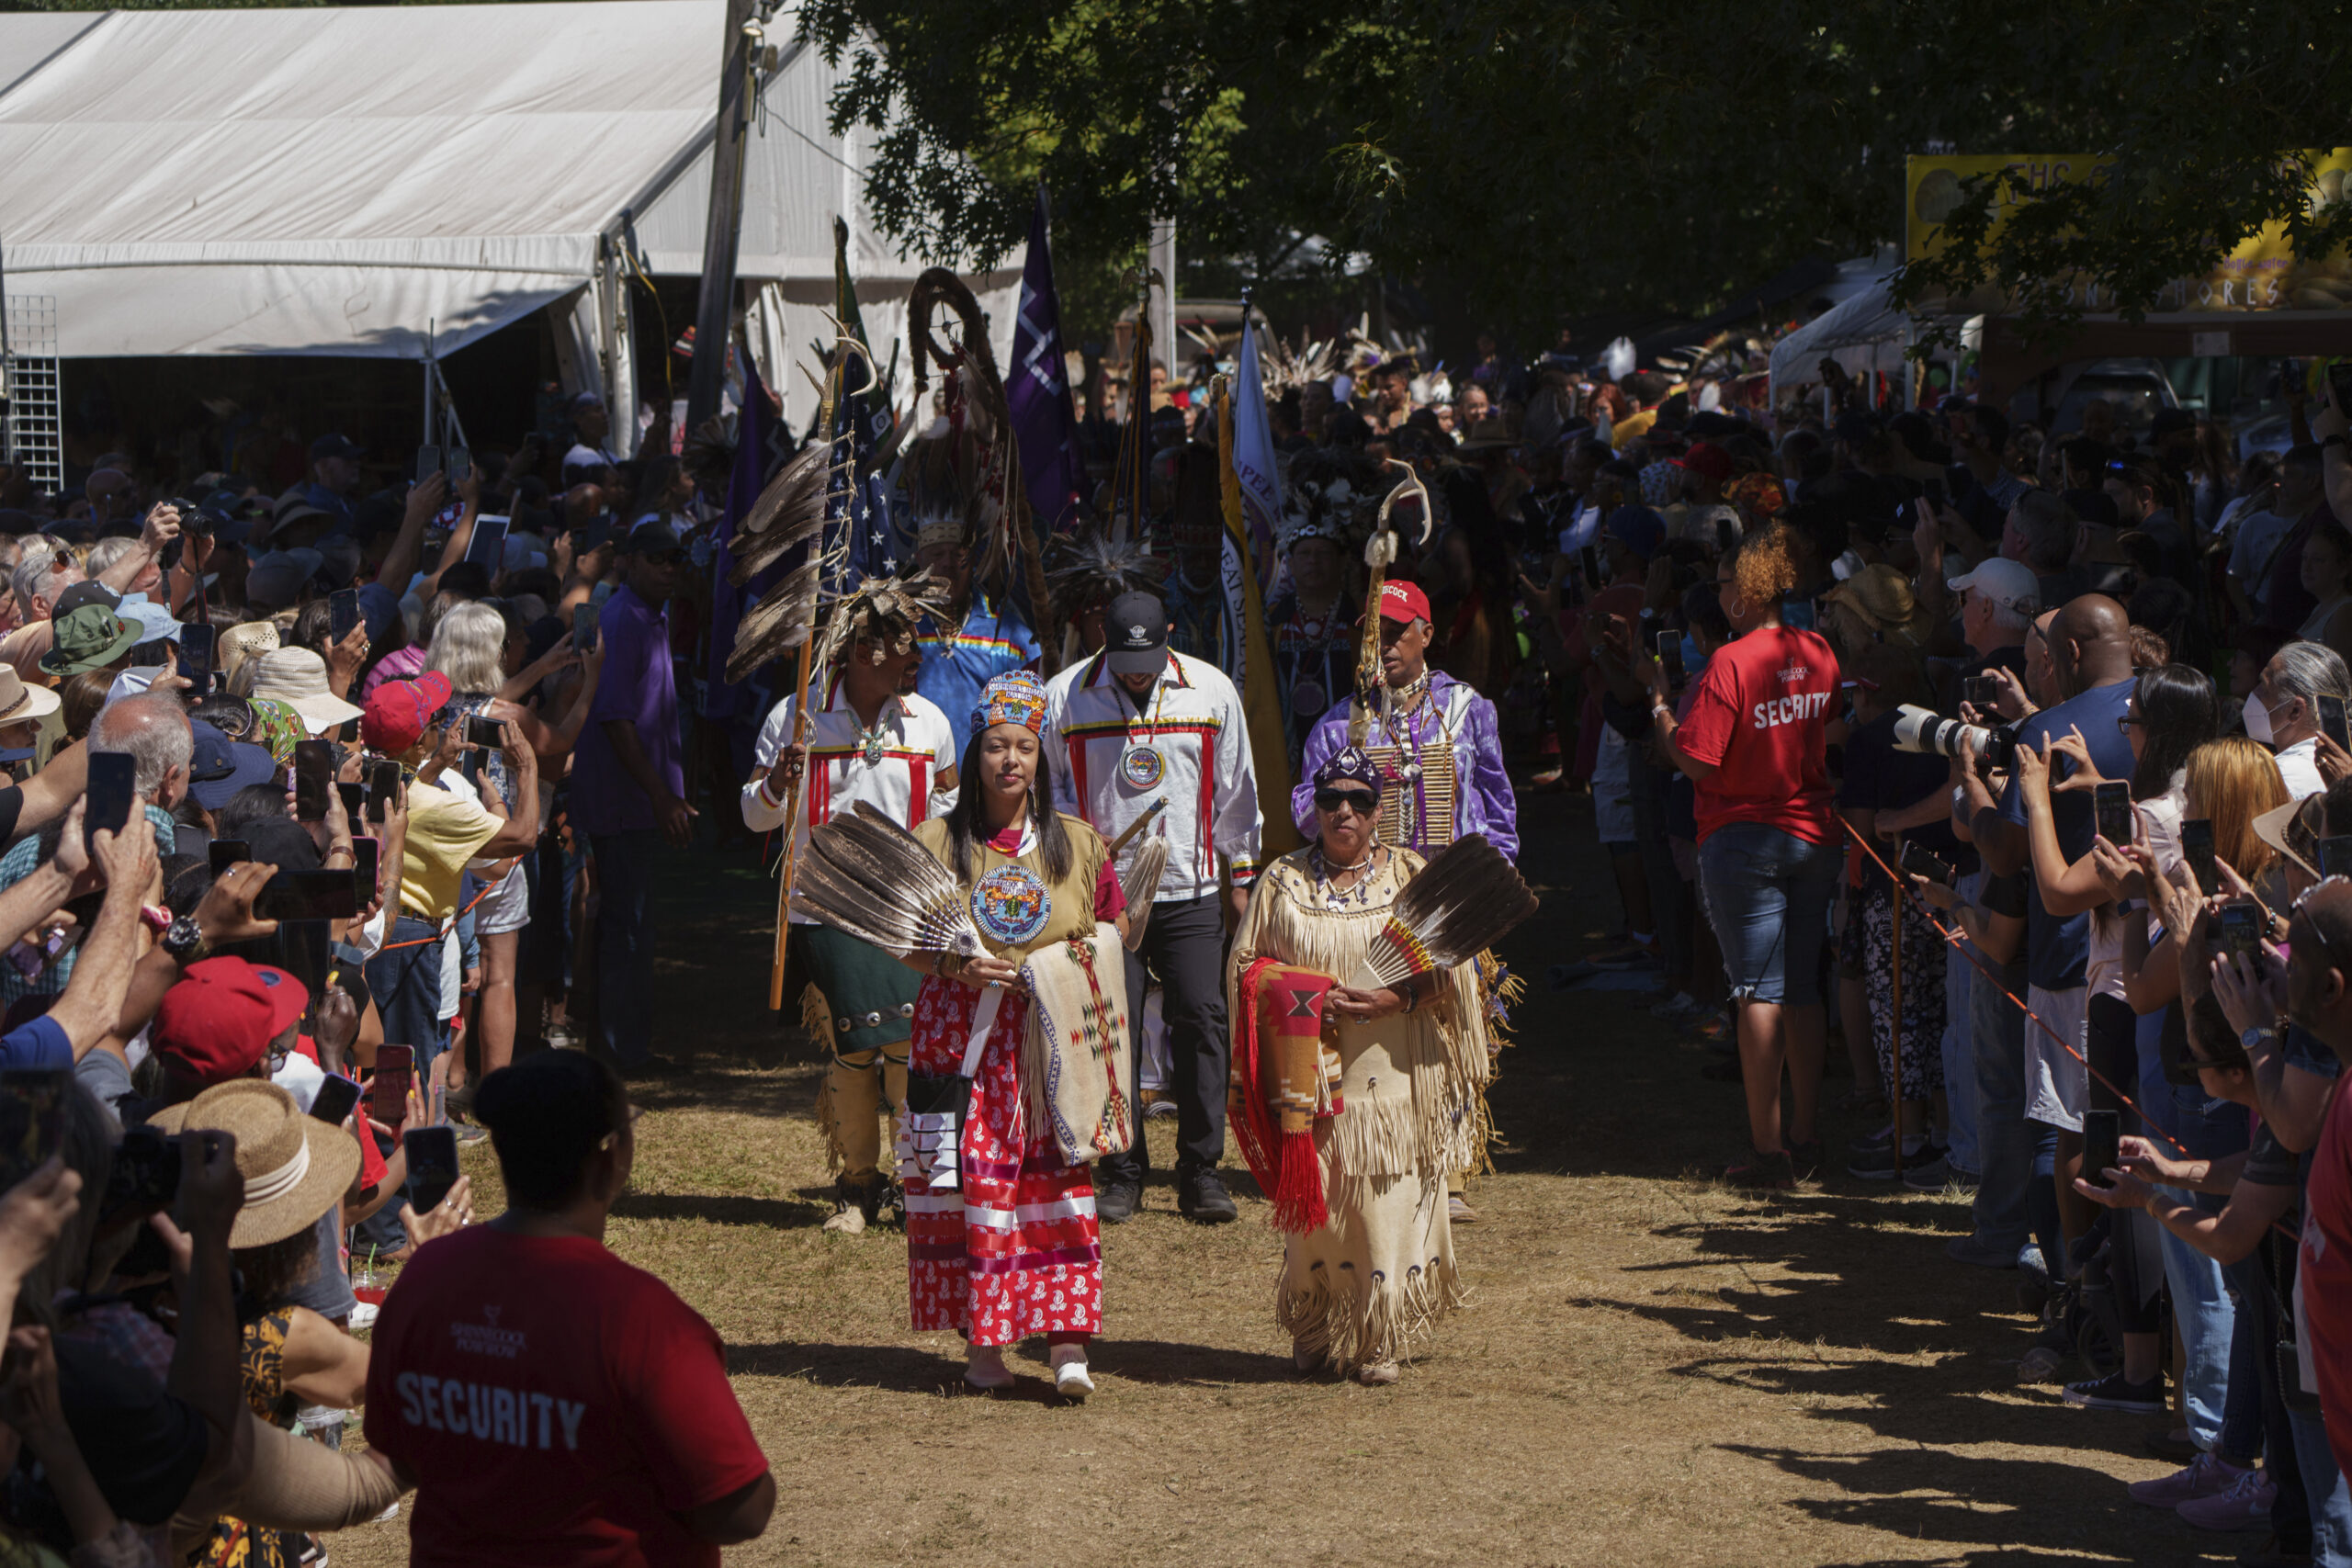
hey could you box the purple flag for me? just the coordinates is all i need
[1005,188,1087,536]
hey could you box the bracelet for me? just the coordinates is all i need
[1399,982,1419,1015]
[937,953,966,980]
[1651,704,1672,722]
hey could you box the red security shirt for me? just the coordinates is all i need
[364,1227,769,1568]
[1672,624,1841,845]
[2302,1079,2352,1480]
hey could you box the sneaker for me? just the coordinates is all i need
[1849,1141,1933,1181]
[2177,1467,2279,1533]
[964,1344,1014,1392]
[1900,1154,1957,1191]
[2130,1451,2253,1508]
[453,1122,490,1146]
[1447,1194,1481,1224]
[1786,1138,1824,1181]
[1720,1148,1793,1190]
[1945,1234,2017,1269]
[2064,1369,2167,1414]
[1177,1168,1238,1224]
[2017,1247,2053,1314]
[1094,1179,1141,1225]
[1648,991,1705,1021]
[1049,1344,1093,1402]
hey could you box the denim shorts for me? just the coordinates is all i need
[1698,821,1840,1006]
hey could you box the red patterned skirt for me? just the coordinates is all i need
[905,975,1102,1345]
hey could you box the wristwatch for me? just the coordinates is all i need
[161,915,206,965]
[2241,1025,2278,1053]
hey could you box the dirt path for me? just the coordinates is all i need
[333,796,2233,1567]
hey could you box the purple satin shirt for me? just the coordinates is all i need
[1292,671,1519,861]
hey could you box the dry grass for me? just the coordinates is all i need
[328,799,2241,1567]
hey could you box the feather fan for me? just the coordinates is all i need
[1118,837,1170,952]
[723,561,820,684]
[724,443,831,586]
[793,803,982,958]
[1350,834,1538,992]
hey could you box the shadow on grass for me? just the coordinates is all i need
[725,1341,1112,1404]
[612,1190,824,1229]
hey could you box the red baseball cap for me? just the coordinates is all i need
[1676,441,1736,486]
[152,958,311,1086]
[1369,579,1432,626]
[360,671,453,753]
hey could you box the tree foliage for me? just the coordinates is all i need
[798,0,2352,339]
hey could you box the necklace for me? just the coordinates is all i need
[1377,672,1437,780]
[1308,841,1381,908]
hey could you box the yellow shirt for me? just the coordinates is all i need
[1610,408,1658,451]
[912,812,1107,960]
[398,779,499,920]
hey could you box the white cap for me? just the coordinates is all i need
[1945,555,2041,614]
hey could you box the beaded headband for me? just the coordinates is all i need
[972,670,1047,737]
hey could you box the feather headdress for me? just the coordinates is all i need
[809,569,955,672]
[793,803,983,958]
[1045,529,1165,613]
[1351,834,1538,992]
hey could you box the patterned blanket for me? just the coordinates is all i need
[1018,924,1135,1165]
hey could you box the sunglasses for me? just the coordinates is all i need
[1315,789,1378,814]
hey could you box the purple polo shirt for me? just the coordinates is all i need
[571,584,683,836]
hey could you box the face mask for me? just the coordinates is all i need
[2245,691,2278,746]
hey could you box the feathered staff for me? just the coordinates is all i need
[908,267,1060,669]
[1345,457,1434,747]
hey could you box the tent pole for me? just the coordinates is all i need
[684,0,759,431]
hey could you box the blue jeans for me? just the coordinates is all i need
[1968,955,2032,1256]
[1940,868,1981,1173]
[590,831,659,1068]
[2291,1403,2352,1567]
[1697,823,1838,1006]
[363,915,448,1072]
[2150,1082,2253,1453]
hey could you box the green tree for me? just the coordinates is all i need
[800,0,2352,341]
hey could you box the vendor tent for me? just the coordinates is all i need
[0,1,1013,428]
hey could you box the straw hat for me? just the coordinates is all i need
[246,648,363,734]
[219,621,280,695]
[0,665,62,728]
[149,1080,360,1248]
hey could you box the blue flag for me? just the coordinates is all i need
[827,218,900,591]
[1005,188,1087,536]
[705,350,777,719]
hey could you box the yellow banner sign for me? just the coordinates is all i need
[1905,152,2352,313]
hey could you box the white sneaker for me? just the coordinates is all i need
[964,1344,1013,1390]
[1050,1343,1093,1400]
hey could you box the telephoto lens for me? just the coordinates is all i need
[1890,703,2018,769]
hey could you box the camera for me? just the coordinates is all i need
[1891,703,2018,770]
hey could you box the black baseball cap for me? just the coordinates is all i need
[309,433,364,463]
[619,519,685,558]
[52,581,122,615]
[1104,591,1170,677]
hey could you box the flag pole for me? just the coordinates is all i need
[767,355,844,1011]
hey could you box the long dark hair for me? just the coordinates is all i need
[945,728,1072,883]
[2132,662,2216,802]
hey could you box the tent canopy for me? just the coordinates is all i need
[0,0,1007,391]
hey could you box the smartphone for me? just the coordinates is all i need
[462,514,509,572]
[572,603,596,650]
[293,740,334,822]
[2323,694,2351,754]
[0,1070,68,1190]
[84,751,136,854]
[446,447,472,487]
[336,781,366,823]
[2323,836,2352,881]
[405,1126,461,1213]
[255,870,360,922]
[465,714,503,750]
[310,1075,362,1127]
[2092,780,2134,846]
[329,588,360,644]
[209,838,250,877]
[1578,545,1602,587]
[178,622,216,696]
[1714,516,1737,556]
[101,1124,181,1222]
[370,1044,415,1126]
[1899,840,1957,888]
[415,444,444,486]
[1962,674,2004,714]
[351,838,379,904]
[368,759,401,822]
[2081,1108,2120,1190]
[1655,629,1687,691]
[2182,818,2220,896]
[2218,899,2264,956]
[2328,358,2352,414]
[274,918,331,1002]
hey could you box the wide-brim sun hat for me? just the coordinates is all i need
[149,1080,360,1248]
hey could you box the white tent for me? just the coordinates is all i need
[1768,258,1979,399]
[0,2,1016,430]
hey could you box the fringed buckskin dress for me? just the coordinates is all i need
[1227,844,1489,1372]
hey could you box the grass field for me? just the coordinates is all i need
[330,790,2242,1567]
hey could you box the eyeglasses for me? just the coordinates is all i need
[1314,789,1378,814]
[2291,876,2352,974]
[2117,711,2143,735]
